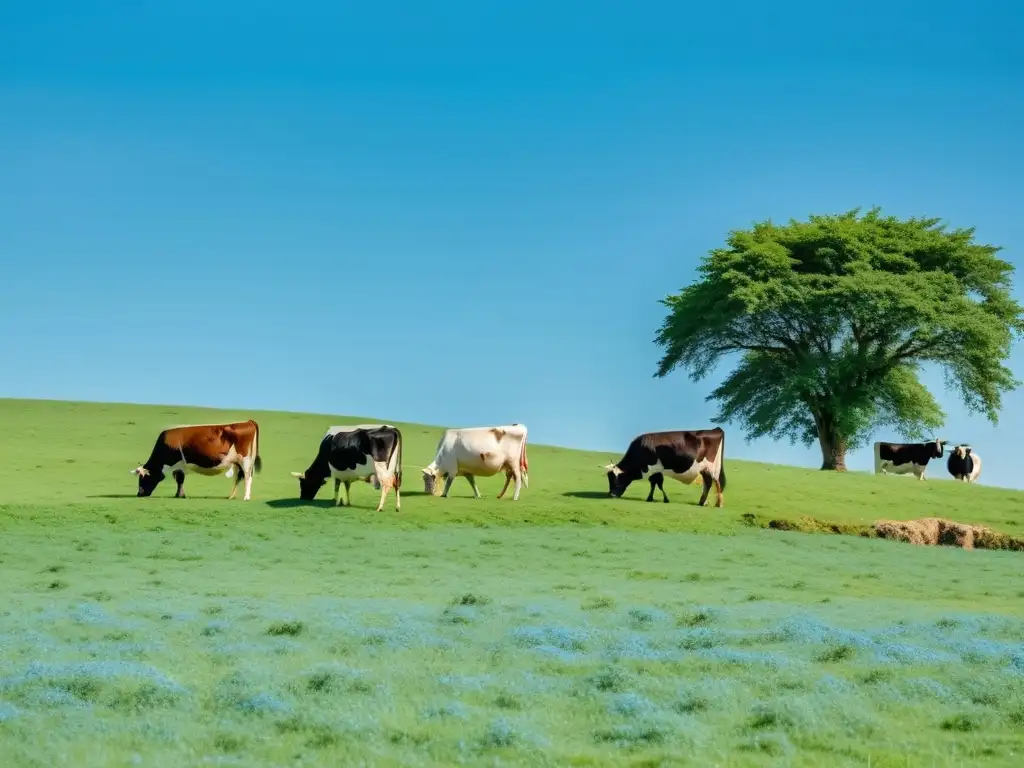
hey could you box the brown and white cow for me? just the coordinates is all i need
[604,428,726,507]
[421,424,529,500]
[131,420,262,500]
[873,439,947,480]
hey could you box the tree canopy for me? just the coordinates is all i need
[653,207,1024,470]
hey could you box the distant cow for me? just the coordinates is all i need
[604,428,726,507]
[947,445,982,483]
[873,439,947,480]
[131,420,262,500]
[421,424,529,500]
[291,425,403,511]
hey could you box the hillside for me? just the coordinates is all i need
[2,398,1024,766]
[0,398,1021,536]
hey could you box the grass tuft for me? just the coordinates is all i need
[266,620,305,637]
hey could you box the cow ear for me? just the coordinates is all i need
[966,448,972,455]
[290,471,304,479]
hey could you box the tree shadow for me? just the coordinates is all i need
[562,491,614,500]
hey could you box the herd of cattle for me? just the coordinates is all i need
[873,438,982,483]
[128,421,983,508]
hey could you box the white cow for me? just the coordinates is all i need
[421,424,529,500]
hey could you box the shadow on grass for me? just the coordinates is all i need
[562,491,613,500]
[265,490,431,509]
[265,499,336,509]
[86,494,232,500]
[561,490,710,506]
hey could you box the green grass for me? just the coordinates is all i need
[1,397,1023,766]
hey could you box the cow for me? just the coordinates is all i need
[320,424,390,493]
[291,425,402,511]
[130,420,261,500]
[873,439,947,480]
[421,424,529,500]
[603,428,726,507]
[947,444,982,483]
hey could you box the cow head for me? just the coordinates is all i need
[930,439,948,459]
[603,462,637,498]
[290,471,326,501]
[953,445,972,459]
[130,465,163,497]
[421,466,444,496]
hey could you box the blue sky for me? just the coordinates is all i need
[2,2,1022,486]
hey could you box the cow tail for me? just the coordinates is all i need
[253,420,263,474]
[520,428,529,488]
[395,428,403,490]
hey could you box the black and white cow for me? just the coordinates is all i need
[603,427,726,507]
[291,425,402,511]
[873,439,947,480]
[947,444,982,483]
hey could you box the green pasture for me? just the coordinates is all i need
[1,398,1023,766]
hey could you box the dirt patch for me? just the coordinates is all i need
[873,517,1003,551]
[742,513,1024,552]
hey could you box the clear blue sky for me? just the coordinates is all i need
[2,2,1022,486]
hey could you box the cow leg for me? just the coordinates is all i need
[713,475,724,508]
[173,470,186,498]
[332,479,342,506]
[647,473,668,503]
[441,474,456,497]
[697,471,713,506]
[511,468,523,501]
[496,471,513,499]
[342,481,352,507]
[394,477,401,512]
[228,464,242,499]
[376,474,391,512]
[242,457,254,501]
[465,474,481,498]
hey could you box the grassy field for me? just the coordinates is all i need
[1,398,1023,766]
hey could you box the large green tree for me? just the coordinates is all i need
[653,208,1024,471]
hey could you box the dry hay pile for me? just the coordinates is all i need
[874,517,1003,550]
[745,512,1024,552]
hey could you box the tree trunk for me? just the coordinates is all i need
[815,414,848,471]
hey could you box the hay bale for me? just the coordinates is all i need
[915,518,942,545]
[937,521,976,550]
[874,519,931,546]
[874,517,1004,551]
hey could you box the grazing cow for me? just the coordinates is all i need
[291,425,402,511]
[604,428,726,507]
[947,445,982,483]
[131,420,262,500]
[421,424,529,500]
[873,439,947,480]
